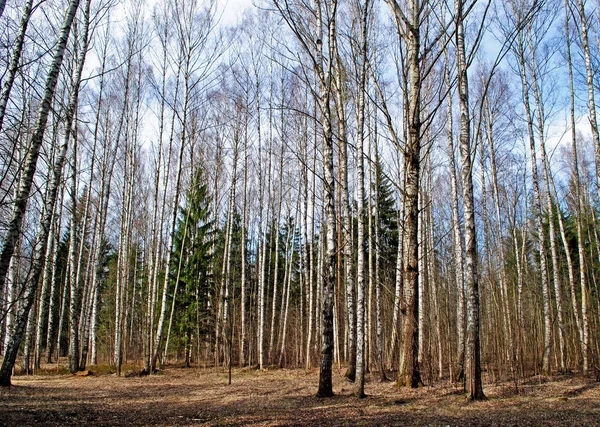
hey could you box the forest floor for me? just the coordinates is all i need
[1,364,600,426]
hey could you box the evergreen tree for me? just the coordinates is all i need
[170,168,214,366]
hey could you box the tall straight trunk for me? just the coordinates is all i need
[0,0,84,382]
[354,0,369,398]
[56,265,70,361]
[67,136,80,374]
[0,0,34,134]
[316,0,338,398]
[0,0,81,304]
[255,66,267,370]
[513,225,525,375]
[46,188,65,363]
[66,16,89,373]
[67,0,92,372]
[114,15,142,376]
[388,191,405,369]
[565,0,588,372]
[371,100,385,381]
[515,33,553,375]
[444,44,466,381]
[300,110,310,368]
[369,61,404,371]
[386,0,422,389]
[485,95,514,367]
[456,0,484,399]
[417,188,426,367]
[220,135,238,365]
[279,204,299,367]
[114,143,131,376]
[145,9,174,371]
[34,124,63,365]
[240,95,249,366]
[89,22,115,367]
[90,132,121,366]
[268,141,285,364]
[528,41,566,371]
[427,167,443,379]
[517,148,529,375]
[146,77,176,371]
[574,0,600,201]
[36,202,57,368]
[21,305,36,374]
[151,59,188,372]
[78,240,96,370]
[332,23,355,381]
[306,119,317,369]
[73,126,99,371]
[315,218,325,358]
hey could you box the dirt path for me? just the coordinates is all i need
[1,367,599,426]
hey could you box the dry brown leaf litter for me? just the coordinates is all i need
[0,366,599,426]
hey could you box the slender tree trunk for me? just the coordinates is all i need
[444,43,466,382]
[574,0,600,202]
[306,119,317,369]
[67,133,80,374]
[151,60,188,372]
[387,0,423,389]
[354,0,370,398]
[484,94,515,371]
[0,0,84,381]
[0,0,34,134]
[46,188,65,363]
[36,202,57,368]
[528,42,566,371]
[515,32,553,375]
[268,142,285,364]
[279,205,298,367]
[565,0,588,373]
[332,23,355,382]
[456,0,484,399]
[21,306,36,374]
[0,0,81,306]
[240,95,249,366]
[316,0,338,398]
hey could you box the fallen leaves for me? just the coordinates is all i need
[1,367,599,425]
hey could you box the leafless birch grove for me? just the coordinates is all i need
[2,0,600,402]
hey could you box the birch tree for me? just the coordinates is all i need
[455,0,485,400]
[0,0,82,387]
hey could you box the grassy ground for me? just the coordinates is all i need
[1,365,599,426]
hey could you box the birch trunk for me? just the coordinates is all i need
[0,0,81,304]
[386,0,422,388]
[0,0,83,384]
[268,141,285,364]
[574,0,600,202]
[0,0,34,134]
[316,0,338,397]
[240,94,249,366]
[565,0,588,372]
[456,0,484,399]
[515,32,553,375]
[528,41,566,371]
[444,43,466,381]
[354,0,369,398]
[484,95,515,368]
[151,57,188,372]
[306,120,317,369]
[332,22,355,381]
[46,188,65,363]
